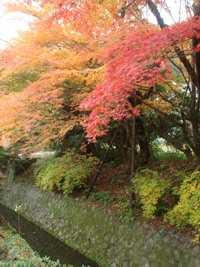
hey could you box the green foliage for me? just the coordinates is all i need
[92,191,115,205]
[0,69,39,93]
[0,221,66,266]
[152,142,186,160]
[0,216,91,267]
[113,188,131,212]
[0,149,34,175]
[0,257,68,267]
[60,125,85,151]
[166,172,200,241]
[134,169,169,219]
[35,152,98,195]
[0,148,34,175]
[0,149,12,161]
[111,178,124,185]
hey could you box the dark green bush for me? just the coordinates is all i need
[92,191,116,205]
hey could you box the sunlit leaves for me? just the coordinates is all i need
[81,16,200,141]
[0,1,102,151]
[1,0,200,152]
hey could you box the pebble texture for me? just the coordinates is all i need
[0,180,200,267]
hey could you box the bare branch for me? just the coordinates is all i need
[146,0,168,28]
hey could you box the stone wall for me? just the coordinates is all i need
[0,180,200,267]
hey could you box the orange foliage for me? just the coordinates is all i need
[1,0,198,153]
[0,0,129,152]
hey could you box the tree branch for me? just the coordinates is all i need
[146,0,168,28]
[147,0,199,89]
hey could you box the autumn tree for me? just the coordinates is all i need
[1,0,200,168]
[0,0,126,153]
[80,0,200,165]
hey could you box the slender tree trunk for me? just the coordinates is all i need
[130,116,136,208]
[194,157,200,171]
[86,128,119,198]
[136,117,152,165]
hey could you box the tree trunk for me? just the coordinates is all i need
[194,157,200,171]
[130,116,136,208]
[136,117,152,166]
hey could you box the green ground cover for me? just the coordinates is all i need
[0,216,72,267]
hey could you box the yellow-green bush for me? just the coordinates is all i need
[35,151,98,195]
[166,172,200,241]
[134,170,169,219]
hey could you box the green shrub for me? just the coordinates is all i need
[92,191,115,205]
[0,222,69,267]
[134,170,169,219]
[166,172,200,241]
[0,257,68,267]
[35,152,98,195]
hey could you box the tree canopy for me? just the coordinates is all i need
[0,0,200,161]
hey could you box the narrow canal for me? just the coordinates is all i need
[0,203,100,267]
